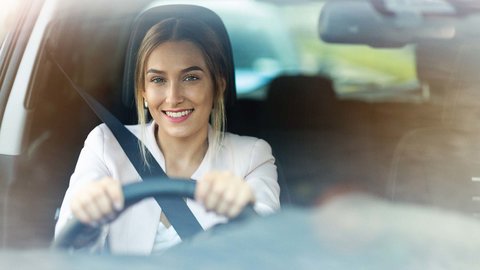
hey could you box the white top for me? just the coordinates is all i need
[152,223,181,254]
[54,122,280,254]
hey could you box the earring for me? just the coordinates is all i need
[143,99,150,122]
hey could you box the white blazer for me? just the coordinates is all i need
[55,122,280,254]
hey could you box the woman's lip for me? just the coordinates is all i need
[162,109,194,123]
[162,108,193,113]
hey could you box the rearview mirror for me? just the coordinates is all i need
[318,0,457,47]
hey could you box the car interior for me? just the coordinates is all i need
[2,0,480,250]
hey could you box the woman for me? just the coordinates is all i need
[55,17,280,254]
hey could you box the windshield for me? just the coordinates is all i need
[3,0,480,266]
[279,3,420,102]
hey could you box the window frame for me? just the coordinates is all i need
[0,0,50,155]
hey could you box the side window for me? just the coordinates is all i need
[0,0,23,90]
[0,1,21,52]
[0,4,8,48]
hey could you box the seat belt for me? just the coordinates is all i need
[50,54,204,239]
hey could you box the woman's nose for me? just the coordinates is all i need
[165,82,184,105]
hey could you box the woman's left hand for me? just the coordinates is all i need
[195,171,255,218]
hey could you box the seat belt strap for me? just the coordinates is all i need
[51,56,204,239]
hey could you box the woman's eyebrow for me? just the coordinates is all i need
[146,68,164,74]
[182,66,204,73]
[146,66,204,74]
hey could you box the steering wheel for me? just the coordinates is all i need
[51,178,256,250]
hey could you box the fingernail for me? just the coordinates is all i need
[114,201,123,211]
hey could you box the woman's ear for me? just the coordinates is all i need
[219,77,227,96]
[212,78,227,109]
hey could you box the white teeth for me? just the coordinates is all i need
[165,110,192,118]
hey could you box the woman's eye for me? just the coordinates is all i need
[184,74,199,82]
[151,77,166,84]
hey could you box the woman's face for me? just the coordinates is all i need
[143,41,214,140]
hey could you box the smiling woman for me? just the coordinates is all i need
[54,12,280,255]
[135,18,228,153]
[140,40,215,162]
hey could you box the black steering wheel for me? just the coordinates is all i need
[51,178,255,250]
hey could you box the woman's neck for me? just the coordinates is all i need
[155,126,209,178]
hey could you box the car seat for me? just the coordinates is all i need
[388,35,480,214]
[260,75,369,205]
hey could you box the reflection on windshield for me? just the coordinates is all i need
[0,38,6,56]
[271,3,422,103]
[320,45,420,101]
[0,0,18,47]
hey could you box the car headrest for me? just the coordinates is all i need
[264,75,338,129]
[121,4,236,114]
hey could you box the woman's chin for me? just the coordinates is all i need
[159,126,207,141]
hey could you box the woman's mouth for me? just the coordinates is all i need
[162,109,194,122]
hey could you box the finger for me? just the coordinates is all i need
[226,200,244,218]
[227,185,254,218]
[102,179,124,212]
[72,190,103,226]
[71,199,92,224]
[204,176,229,210]
[77,182,111,222]
[92,188,114,217]
[204,183,222,210]
[82,192,104,222]
[215,183,238,215]
[195,172,215,202]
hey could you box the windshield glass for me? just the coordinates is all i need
[4,0,480,265]
[155,0,420,101]
[275,2,421,102]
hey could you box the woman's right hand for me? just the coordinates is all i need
[70,177,124,226]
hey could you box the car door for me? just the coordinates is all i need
[0,0,52,249]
